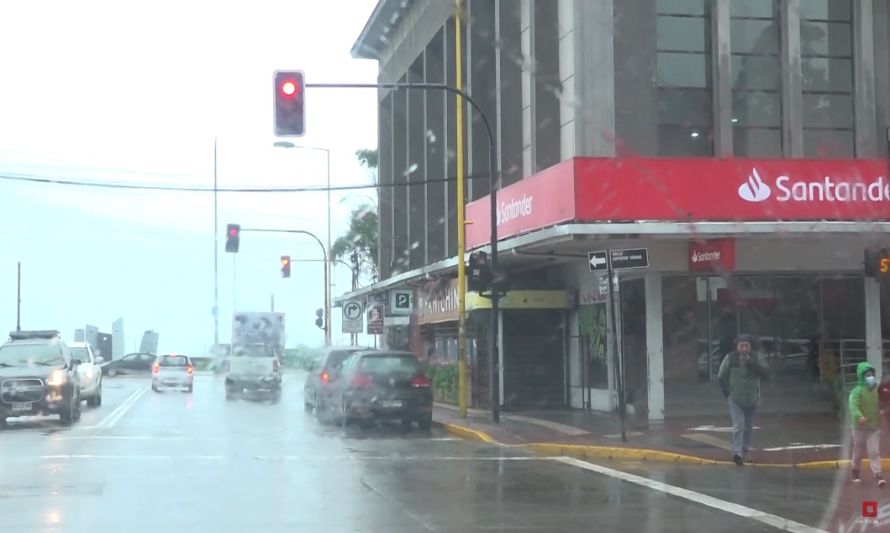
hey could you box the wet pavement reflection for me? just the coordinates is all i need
[0,373,849,532]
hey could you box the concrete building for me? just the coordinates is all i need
[340,0,890,420]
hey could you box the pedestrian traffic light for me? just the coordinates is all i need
[281,255,291,278]
[315,308,324,329]
[273,70,305,137]
[225,224,240,253]
[467,251,493,293]
[865,248,890,277]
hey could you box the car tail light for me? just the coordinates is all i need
[152,362,160,374]
[186,364,193,374]
[321,371,330,384]
[350,373,373,388]
[411,375,431,388]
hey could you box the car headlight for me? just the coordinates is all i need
[47,369,67,386]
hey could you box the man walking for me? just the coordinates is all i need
[718,335,769,466]
[849,361,886,486]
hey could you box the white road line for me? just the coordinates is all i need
[551,457,827,533]
[2,454,542,462]
[37,455,224,460]
[94,387,147,429]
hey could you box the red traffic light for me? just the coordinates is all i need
[225,223,241,253]
[228,227,239,237]
[281,255,291,278]
[280,80,298,97]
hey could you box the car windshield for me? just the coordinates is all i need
[358,355,420,375]
[326,350,356,369]
[160,356,188,367]
[0,343,64,366]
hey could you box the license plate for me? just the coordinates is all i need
[11,402,32,412]
[381,400,402,408]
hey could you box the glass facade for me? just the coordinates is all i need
[656,0,713,156]
[730,0,782,156]
[800,0,854,158]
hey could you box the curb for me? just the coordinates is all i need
[435,418,886,470]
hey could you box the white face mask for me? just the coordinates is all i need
[866,375,877,387]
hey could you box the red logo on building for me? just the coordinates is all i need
[863,500,878,518]
[689,239,735,272]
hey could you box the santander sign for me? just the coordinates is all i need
[739,167,890,203]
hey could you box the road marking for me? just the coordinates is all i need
[688,425,761,433]
[37,454,224,460]
[550,457,826,533]
[762,444,841,452]
[505,415,590,436]
[603,431,645,439]
[2,454,542,463]
[95,387,147,429]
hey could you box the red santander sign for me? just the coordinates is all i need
[689,239,735,272]
[465,157,890,248]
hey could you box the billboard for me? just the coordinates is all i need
[232,312,285,348]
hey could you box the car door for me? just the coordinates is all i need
[135,353,156,374]
[114,353,139,375]
[74,346,97,392]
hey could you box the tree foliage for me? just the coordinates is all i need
[332,148,380,282]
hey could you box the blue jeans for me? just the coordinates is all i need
[729,398,756,457]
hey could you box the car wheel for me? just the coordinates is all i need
[60,399,76,425]
[95,384,102,407]
[107,368,118,377]
[0,417,6,429]
[152,383,159,392]
[417,415,432,431]
[74,398,82,421]
[187,384,193,393]
[87,388,100,408]
[225,385,236,401]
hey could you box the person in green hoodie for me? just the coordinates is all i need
[718,334,769,466]
[848,361,886,486]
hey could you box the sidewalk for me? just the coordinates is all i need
[433,403,890,469]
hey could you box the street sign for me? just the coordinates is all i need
[389,289,414,315]
[609,248,649,270]
[367,304,385,335]
[588,251,608,272]
[342,300,363,334]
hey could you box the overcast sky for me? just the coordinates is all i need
[0,0,380,354]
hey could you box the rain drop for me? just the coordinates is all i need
[426,130,437,143]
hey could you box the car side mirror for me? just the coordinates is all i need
[95,356,105,364]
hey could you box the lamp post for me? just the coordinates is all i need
[273,141,332,346]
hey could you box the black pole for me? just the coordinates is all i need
[306,81,501,423]
[607,256,626,442]
[16,261,21,332]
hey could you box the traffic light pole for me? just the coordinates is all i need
[213,138,220,347]
[240,228,330,346]
[306,81,501,423]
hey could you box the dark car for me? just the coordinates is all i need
[303,346,368,414]
[320,350,433,430]
[101,352,156,377]
[0,330,82,427]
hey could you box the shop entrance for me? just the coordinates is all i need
[662,274,866,416]
[619,278,648,418]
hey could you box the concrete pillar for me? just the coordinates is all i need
[853,0,878,158]
[865,277,883,378]
[645,273,665,421]
[520,0,535,176]
[780,0,804,157]
[712,0,733,156]
[873,0,890,156]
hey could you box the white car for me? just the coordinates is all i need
[67,341,103,407]
[151,354,194,392]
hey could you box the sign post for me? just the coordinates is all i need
[342,300,363,334]
[591,247,649,443]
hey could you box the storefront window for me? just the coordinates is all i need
[730,0,782,157]
[579,304,608,389]
[656,0,713,156]
[800,0,854,158]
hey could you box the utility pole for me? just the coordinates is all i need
[454,0,468,419]
[213,138,220,348]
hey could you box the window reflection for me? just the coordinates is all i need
[801,0,854,158]
[656,0,712,156]
[730,0,781,157]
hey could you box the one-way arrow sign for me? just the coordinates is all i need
[588,251,608,272]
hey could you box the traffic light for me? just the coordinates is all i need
[315,308,324,330]
[280,256,291,278]
[467,251,493,293]
[225,224,240,253]
[273,70,305,137]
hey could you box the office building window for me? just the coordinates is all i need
[730,0,782,157]
[656,0,713,156]
[800,0,854,158]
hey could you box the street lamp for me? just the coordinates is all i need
[273,141,332,346]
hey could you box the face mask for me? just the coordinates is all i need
[866,375,876,387]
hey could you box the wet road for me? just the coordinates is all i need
[0,373,861,532]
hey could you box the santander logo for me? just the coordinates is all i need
[496,194,533,227]
[738,168,771,202]
[738,167,890,203]
[691,250,721,263]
